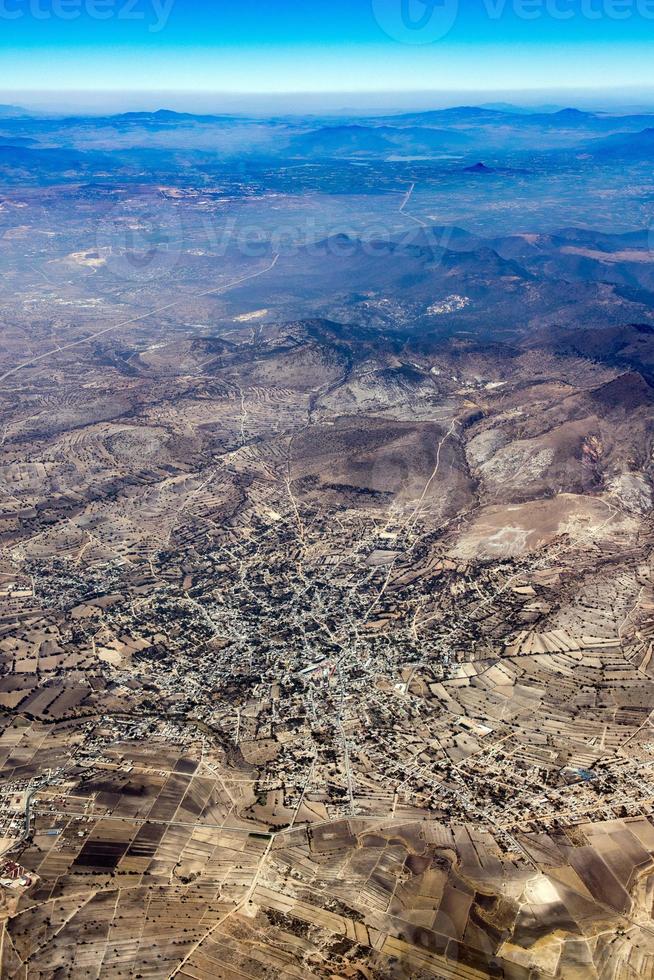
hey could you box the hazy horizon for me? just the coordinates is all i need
[4,85,654,116]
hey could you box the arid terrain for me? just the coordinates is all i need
[1,105,654,978]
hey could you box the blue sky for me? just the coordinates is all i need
[2,0,654,95]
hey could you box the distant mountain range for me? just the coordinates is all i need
[286,124,472,157]
[379,105,603,126]
[588,127,654,158]
[0,104,31,118]
[0,103,652,180]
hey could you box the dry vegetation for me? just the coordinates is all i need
[1,186,654,977]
